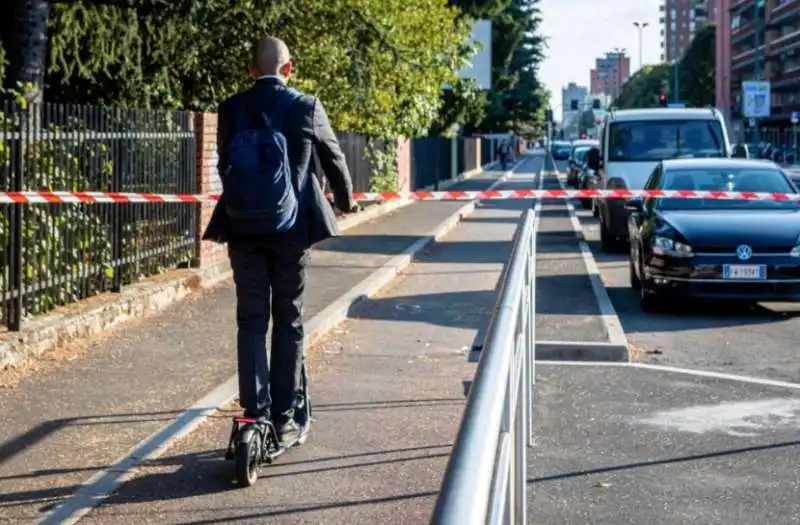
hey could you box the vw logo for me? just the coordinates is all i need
[736,245,753,261]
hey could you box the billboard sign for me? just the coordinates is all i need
[742,81,770,118]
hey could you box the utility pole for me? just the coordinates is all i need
[753,0,762,145]
[673,59,680,104]
[633,22,649,71]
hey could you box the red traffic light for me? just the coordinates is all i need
[658,95,667,107]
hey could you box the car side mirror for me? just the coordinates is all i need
[731,144,749,159]
[624,198,643,212]
[586,147,601,170]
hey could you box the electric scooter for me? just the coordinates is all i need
[224,359,312,487]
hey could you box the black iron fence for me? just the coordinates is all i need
[1,101,196,330]
[481,138,499,168]
[457,137,480,175]
[410,136,453,190]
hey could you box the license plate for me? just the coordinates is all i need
[723,265,766,280]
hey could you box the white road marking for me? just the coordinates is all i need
[543,157,629,354]
[634,397,800,437]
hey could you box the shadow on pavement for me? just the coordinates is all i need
[529,439,800,484]
[348,290,497,332]
[0,410,180,480]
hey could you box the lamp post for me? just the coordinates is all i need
[753,0,763,144]
[633,22,649,71]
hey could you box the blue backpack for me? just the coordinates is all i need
[223,89,302,235]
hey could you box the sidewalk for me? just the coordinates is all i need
[74,172,540,525]
[0,167,525,523]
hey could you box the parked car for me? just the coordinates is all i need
[626,158,800,312]
[585,107,739,252]
[551,140,572,160]
[566,139,599,187]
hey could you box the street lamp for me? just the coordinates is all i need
[633,22,649,71]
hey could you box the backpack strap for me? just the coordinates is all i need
[264,88,301,130]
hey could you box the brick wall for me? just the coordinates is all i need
[395,138,411,193]
[193,112,227,268]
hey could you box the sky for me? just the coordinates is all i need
[538,0,664,112]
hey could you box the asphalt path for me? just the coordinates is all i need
[554,158,800,383]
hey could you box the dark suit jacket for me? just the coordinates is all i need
[202,77,355,246]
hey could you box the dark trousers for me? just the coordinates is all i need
[228,235,309,422]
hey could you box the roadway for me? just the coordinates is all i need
[550,157,800,383]
[1,152,799,524]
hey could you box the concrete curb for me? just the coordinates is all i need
[38,167,517,525]
[1,198,410,374]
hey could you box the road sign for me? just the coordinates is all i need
[742,81,771,118]
[792,112,799,124]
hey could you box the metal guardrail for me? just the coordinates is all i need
[431,208,537,525]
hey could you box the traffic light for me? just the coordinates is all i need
[658,94,667,107]
[592,99,601,109]
[570,99,579,110]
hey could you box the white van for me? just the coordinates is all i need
[585,107,746,250]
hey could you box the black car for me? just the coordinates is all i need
[551,141,572,160]
[566,140,598,186]
[626,158,800,312]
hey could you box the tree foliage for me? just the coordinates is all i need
[1,0,471,139]
[615,24,715,110]
[477,0,548,136]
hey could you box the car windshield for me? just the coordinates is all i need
[553,143,571,154]
[656,168,799,210]
[608,120,725,161]
[573,147,590,163]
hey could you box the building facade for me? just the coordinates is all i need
[728,0,800,141]
[589,51,631,100]
[561,82,589,123]
[660,0,715,62]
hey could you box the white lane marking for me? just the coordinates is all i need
[634,398,800,437]
[545,157,629,354]
[536,360,800,390]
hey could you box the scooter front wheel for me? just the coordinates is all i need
[235,431,262,487]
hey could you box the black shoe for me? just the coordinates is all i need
[275,419,303,448]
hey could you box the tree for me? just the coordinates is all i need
[676,24,715,107]
[615,24,715,110]
[579,109,596,130]
[2,0,471,140]
[1,0,50,102]
[477,0,548,136]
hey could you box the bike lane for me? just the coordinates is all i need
[66,165,543,524]
[0,161,533,524]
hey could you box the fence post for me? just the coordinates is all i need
[451,138,458,180]
[8,106,25,331]
[110,107,124,292]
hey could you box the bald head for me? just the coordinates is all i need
[251,36,292,78]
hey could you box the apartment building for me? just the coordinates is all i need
[561,82,589,123]
[727,0,800,135]
[589,52,631,100]
[659,0,715,62]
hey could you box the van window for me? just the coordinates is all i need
[607,120,724,161]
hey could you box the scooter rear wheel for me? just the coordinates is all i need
[235,432,262,487]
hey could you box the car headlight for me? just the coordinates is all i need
[791,245,800,257]
[653,236,693,257]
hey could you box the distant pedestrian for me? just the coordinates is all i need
[497,141,511,170]
[203,35,359,446]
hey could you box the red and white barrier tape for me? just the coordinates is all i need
[3,189,800,204]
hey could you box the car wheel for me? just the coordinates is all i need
[600,219,615,252]
[640,289,662,313]
[629,255,641,290]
